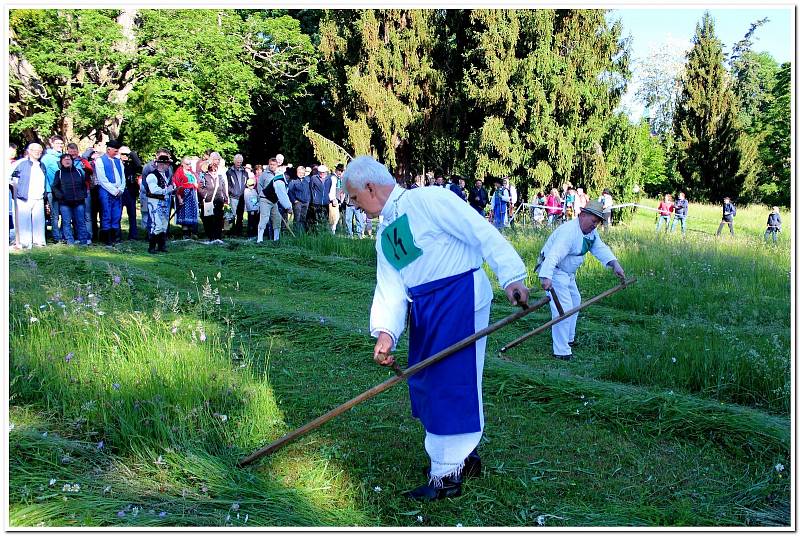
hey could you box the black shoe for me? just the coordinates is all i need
[112,229,122,244]
[148,235,157,254]
[157,233,167,252]
[404,474,462,501]
[568,340,578,348]
[553,354,572,361]
[101,230,113,247]
[423,449,481,479]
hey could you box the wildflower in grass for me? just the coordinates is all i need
[671,357,677,363]
[244,514,248,524]
[775,463,785,473]
[113,276,121,286]
[97,440,104,450]
[30,317,39,323]
[103,486,111,493]
[24,304,30,308]
[65,352,74,363]
[536,515,546,526]
[225,514,231,523]
[416,515,423,523]
[97,311,105,316]
[117,511,125,518]
[61,455,73,464]
[456,523,463,527]
[159,512,167,518]
[201,485,208,493]
[171,326,178,334]
[75,296,83,303]
[373,486,382,492]
[42,431,48,437]
[216,271,221,280]
[231,503,240,511]
[199,331,207,342]
[39,304,47,309]
[9,422,14,431]
[49,478,56,486]
[112,383,120,390]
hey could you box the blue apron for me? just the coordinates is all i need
[407,268,481,435]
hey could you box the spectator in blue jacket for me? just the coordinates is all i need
[715,196,736,237]
[765,206,781,244]
[41,135,64,242]
[288,165,311,233]
[307,165,332,231]
[670,191,689,236]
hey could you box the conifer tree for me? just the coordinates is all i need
[672,12,757,201]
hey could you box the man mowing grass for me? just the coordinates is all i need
[343,155,529,501]
[535,199,626,360]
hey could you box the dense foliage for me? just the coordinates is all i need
[9,8,791,206]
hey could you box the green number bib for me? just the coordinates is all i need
[381,213,423,271]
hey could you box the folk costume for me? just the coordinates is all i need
[144,156,173,253]
[535,202,617,359]
[371,184,527,499]
[491,186,511,229]
[94,145,126,245]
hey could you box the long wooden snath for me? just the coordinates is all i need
[237,294,551,467]
[499,278,637,353]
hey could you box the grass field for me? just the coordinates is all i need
[7,198,792,527]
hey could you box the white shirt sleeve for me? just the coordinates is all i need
[95,159,122,195]
[537,230,573,280]
[421,189,527,289]
[369,247,409,349]
[145,173,169,196]
[274,180,292,211]
[590,233,617,267]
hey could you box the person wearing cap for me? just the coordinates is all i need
[94,139,126,246]
[342,155,529,501]
[534,199,626,360]
[308,164,332,232]
[118,146,143,240]
[140,148,174,240]
[143,154,176,253]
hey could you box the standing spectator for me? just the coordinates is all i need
[244,176,260,238]
[448,175,464,199]
[506,178,518,228]
[545,188,562,226]
[8,143,18,246]
[531,191,546,227]
[598,188,613,230]
[173,156,200,239]
[226,154,248,236]
[564,187,576,220]
[143,154,176,253]
[670,192,688,236]
[9,142,47,249]
[491,179,511,230]
[715,196,736,237]
[765,206,781,244]
[119,146,143,240]
[65,143,93,244]
[41,135,64,242]
[574,187,589,216]
[94,140,126,246]
[198,157,228,242]
[308,164,332,232]
[328,163,346,234]
[655,194,674,233]
[52,153,89,246]
[86,149,103,241]
[140,148,174,239]
[288,165,311,234]
[256,158,278,242]
[260,165,292,242]
[342,172,366,239]
[468,179,489,215]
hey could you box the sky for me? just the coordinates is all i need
[606,7,795,121]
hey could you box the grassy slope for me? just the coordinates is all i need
[7,199,791,527]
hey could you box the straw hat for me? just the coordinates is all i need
[581,199,605,219]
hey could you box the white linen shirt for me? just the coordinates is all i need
[536,218,616,279]
[370,185,528,348]
[94,155,125,196]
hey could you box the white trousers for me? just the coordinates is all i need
[15,197,46,248]
[549,269,581,356]
[425,302,490,481]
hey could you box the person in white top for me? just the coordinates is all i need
[342,155,529,501]
[93,140,126,246]
[535,199,626,359]
[9,142,47,249]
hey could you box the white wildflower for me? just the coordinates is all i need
[103,485,112,493]
[42,431,48,437]
[199,331,207,342]
[671,357,677,363]
[456,523,463,527]
[536,515,546,526]
[216,272,221,280]
[231,503,240,511]
[244,514,248,523]
[39,304,47,309]
[49,478,56,486]
[373,486,382,492]
[416,515,423,523]
[9,422,14,431]
[225,514,231,522]
[775,463,785,473]
[30,317,39,323]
